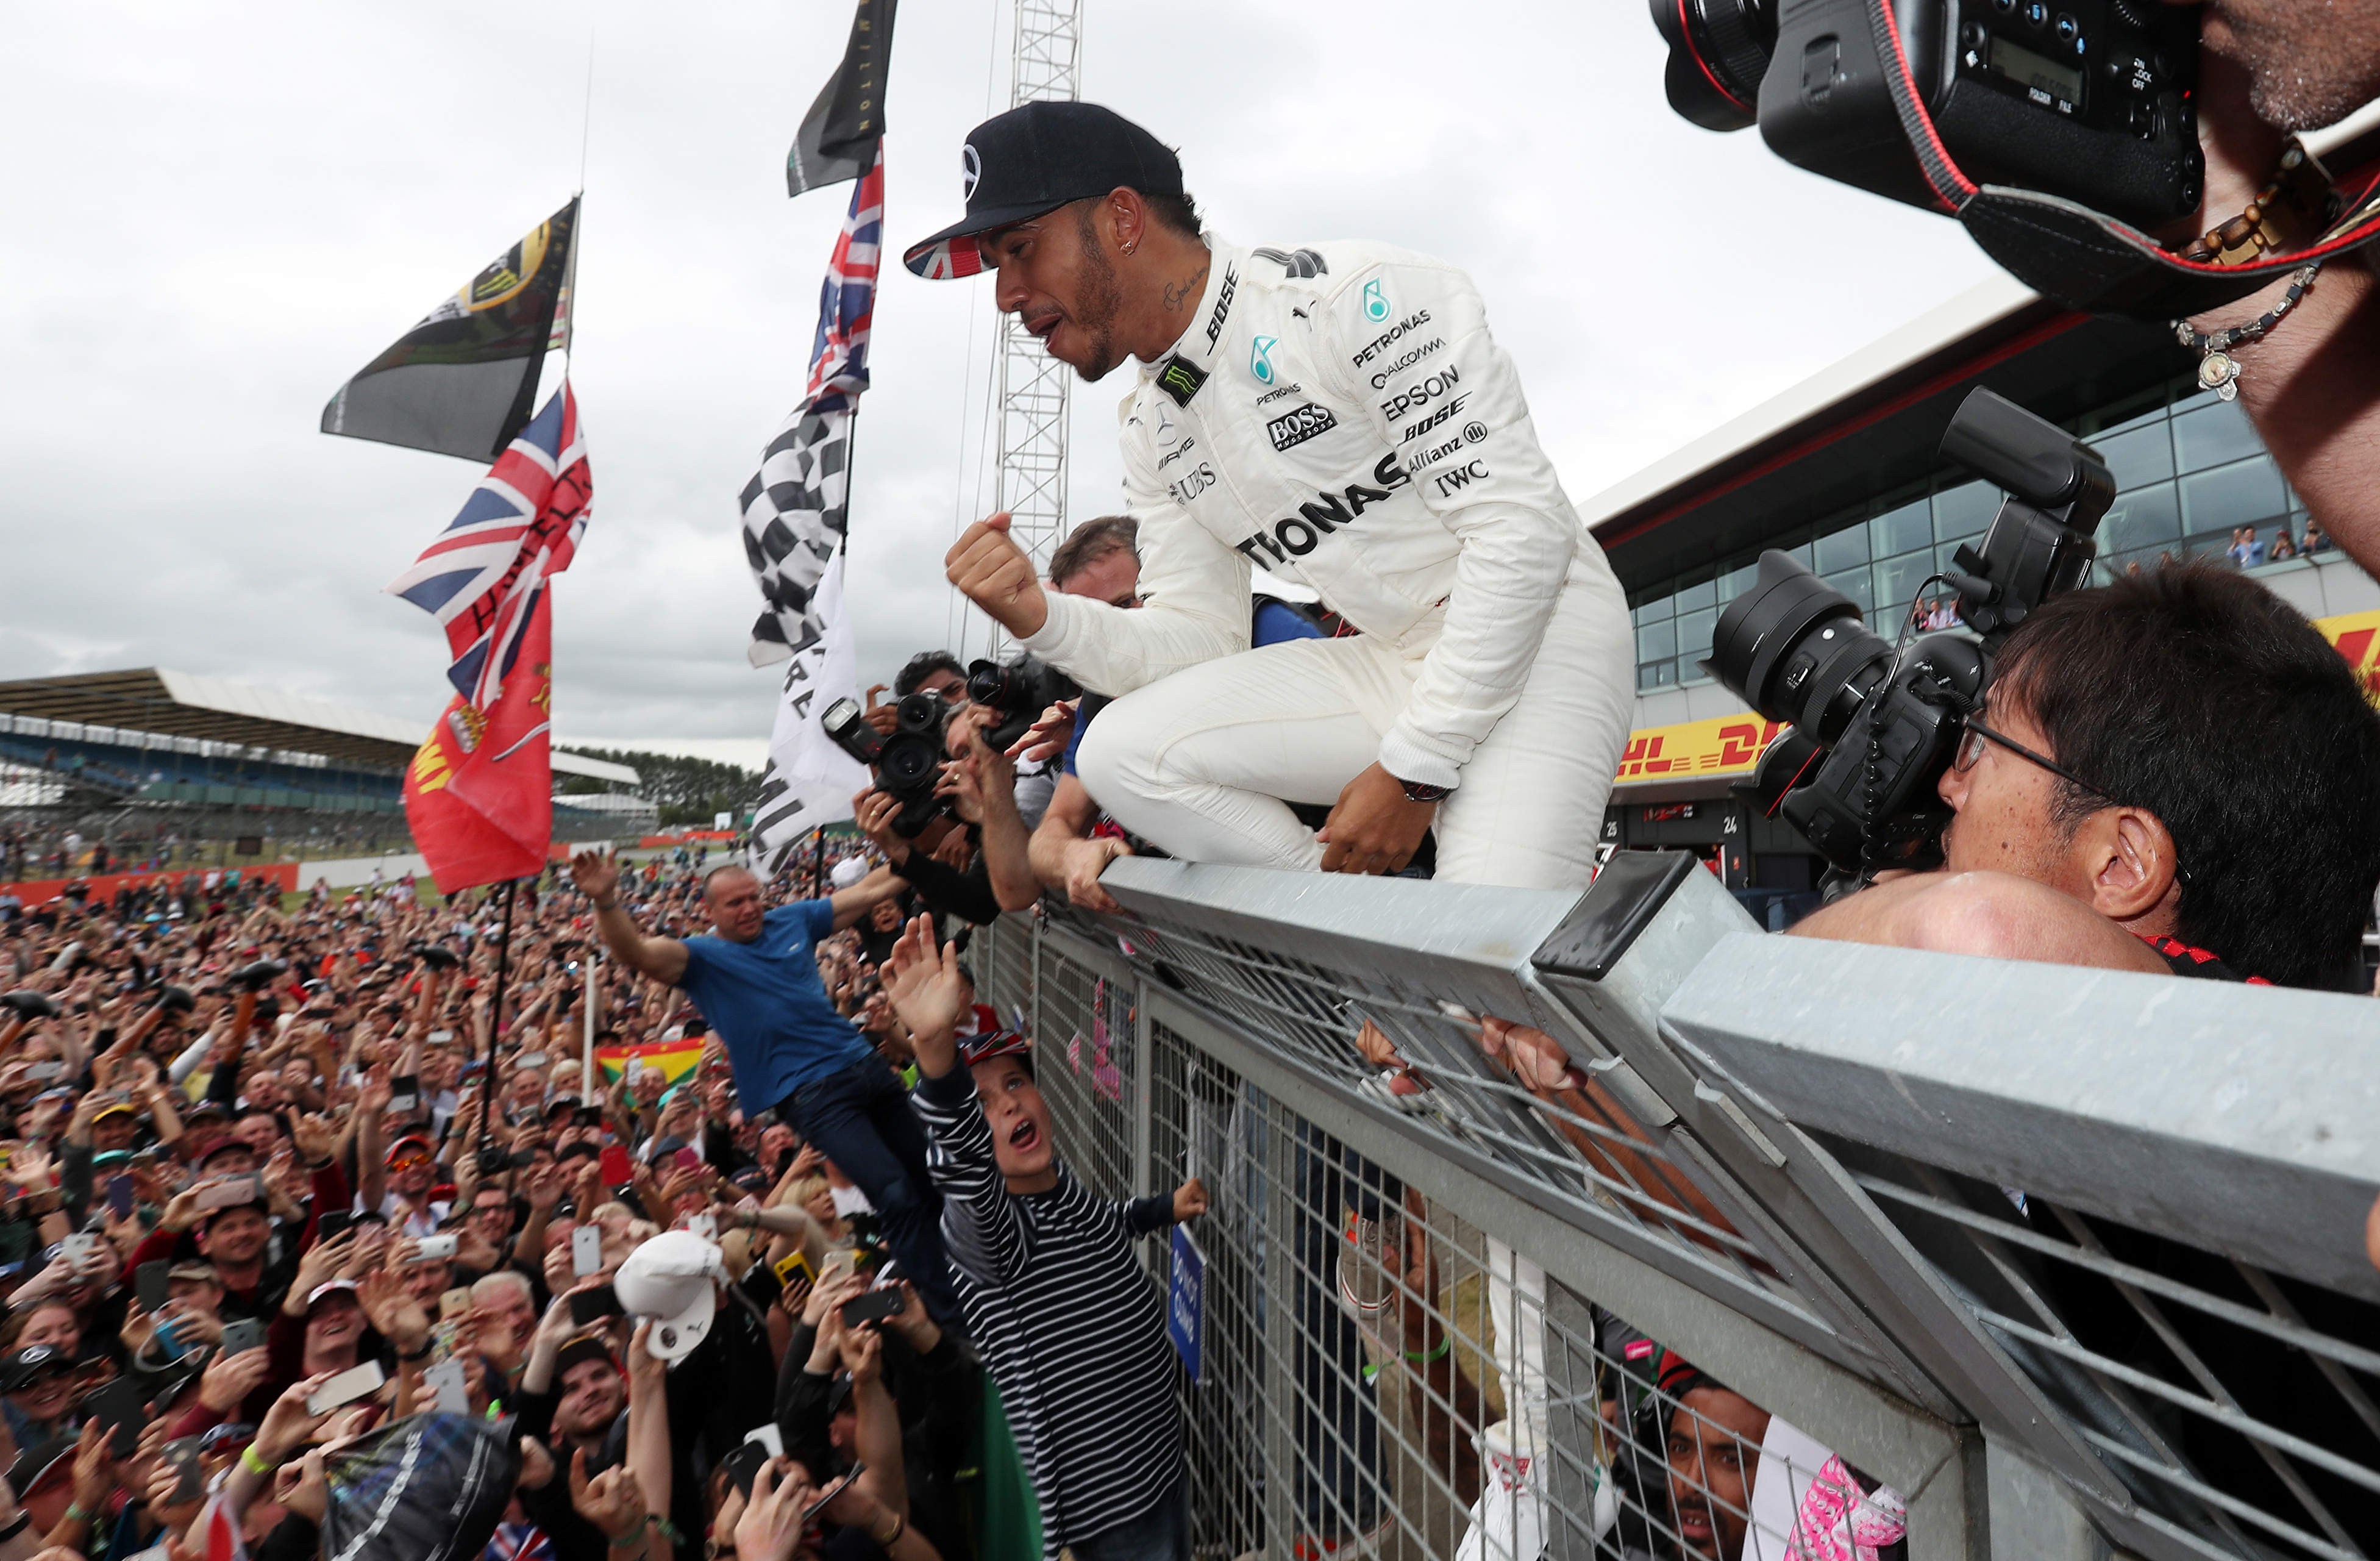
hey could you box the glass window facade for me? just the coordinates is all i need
[1626,377,2311,693]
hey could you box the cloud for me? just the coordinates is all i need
[0,0,1998,746]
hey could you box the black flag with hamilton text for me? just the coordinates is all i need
[322,199,578,463]
[786,0,897,197]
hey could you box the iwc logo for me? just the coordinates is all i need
[961,144,982,202]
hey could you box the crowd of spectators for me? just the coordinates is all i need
[0,844,1077,1561]
[2228,520,2335,569]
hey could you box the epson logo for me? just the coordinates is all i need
[1368,337,1445,390]
[1379,365,1462,423]
[1204,265,1239,351]
[1233,454,1411,564]
[1265,402,1339,452]
[1350,309,1434,367]
[1400,392,1470,445]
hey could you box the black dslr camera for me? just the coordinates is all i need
[822,654,1080,840]
[1709,388,2113,881]
[823,690,954,839]
[965,655,1080,755]
[1653,0,2201,230]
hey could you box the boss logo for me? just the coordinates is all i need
[1265,402,1339,452]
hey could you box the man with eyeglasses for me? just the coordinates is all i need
[1794,563,2380,990]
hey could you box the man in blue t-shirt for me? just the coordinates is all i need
[569,849,960,1323]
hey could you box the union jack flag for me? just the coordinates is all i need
[386,384,591,704]
[740,151,880,665]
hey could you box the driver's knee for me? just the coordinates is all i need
[1075,698,1168,804]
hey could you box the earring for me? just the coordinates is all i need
[1121,240,1137,254]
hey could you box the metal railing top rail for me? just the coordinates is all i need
[1073,862,1963,1416]
[1662,932,2380,1304]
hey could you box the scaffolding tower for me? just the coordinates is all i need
[991,0,1083,579]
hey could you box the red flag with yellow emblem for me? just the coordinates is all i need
[404,587,557,892]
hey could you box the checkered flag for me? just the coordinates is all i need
[739,403,851,666]
[739,154,880,667]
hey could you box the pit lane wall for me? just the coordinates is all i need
[975,857,2380,1561]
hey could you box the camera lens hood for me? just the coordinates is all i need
[1709,551,1865,723]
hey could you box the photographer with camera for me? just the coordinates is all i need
[918,102,1636,892]
[1787,559,2380,987]
[1704,390,2380,988]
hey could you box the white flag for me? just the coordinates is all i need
[752,551,869,873]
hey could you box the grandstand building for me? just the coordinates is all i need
[0,668,647,885]
[1589,271,2380,910]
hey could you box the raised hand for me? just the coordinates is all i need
[883,915,968,1068]
[569,851,621,908]
[199,1343,273,1413]
[735,1460,823,1561]
[1006,698,1080,764]
[946,512,1050,637]
[358,1268,429,1356]
[567,1448,648,1542]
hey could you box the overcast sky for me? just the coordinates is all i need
[1,0,2002,771]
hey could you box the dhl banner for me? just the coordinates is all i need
[1616,607,2380,788]
[2315,607,2380,699]
[1616,713,1786,784]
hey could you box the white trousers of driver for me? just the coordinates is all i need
[1074,564,1634,891]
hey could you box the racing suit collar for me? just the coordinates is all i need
[1149,234,1240,380]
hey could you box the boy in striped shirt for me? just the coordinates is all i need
[884,913,1208,1561]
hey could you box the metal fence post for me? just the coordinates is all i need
[1131,976,1154,1202]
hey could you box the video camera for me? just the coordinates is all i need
[1653,0,2203,230]
[1708,387,2112,881]
[819,654,1078,840]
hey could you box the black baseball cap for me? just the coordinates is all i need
[905,101,1182,280]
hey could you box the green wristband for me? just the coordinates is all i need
[1405,1336,1452,1365]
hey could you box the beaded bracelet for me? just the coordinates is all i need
[2173,263,2322,402]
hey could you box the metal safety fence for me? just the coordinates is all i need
[967,854,2380,1561]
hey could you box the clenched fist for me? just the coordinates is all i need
[947,512,1050,637]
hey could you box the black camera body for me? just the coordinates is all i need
[1710,388,2114,878]
[822,654,1081,841]
[1656,0,2202,230]
[966,655,1080,757]
[822,690,953,840]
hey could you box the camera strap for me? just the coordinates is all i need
[1859,0,2380,321]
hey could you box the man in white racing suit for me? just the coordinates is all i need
[909,101,1633,893]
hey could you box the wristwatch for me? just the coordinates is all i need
[1397,776,1453,804]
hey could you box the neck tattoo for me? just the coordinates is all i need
[1161,263,1208,313]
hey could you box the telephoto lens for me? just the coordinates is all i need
[1707,551,1894,741]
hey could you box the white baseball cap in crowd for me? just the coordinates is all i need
[830,856,868,890]
[613,1229,725,1362]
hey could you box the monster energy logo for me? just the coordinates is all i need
[1156,357,1208,406]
